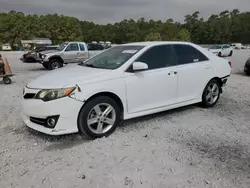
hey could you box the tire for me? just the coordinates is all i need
[229,51,233,56]
[77,96,121,139]
[218,52,222,57]
[48,59,63,70]
[42,64,49,69]
[3,77,11,84]
[202,79,221,107]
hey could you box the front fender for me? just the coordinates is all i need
[46,55,64,63]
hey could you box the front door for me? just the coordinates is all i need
[124,45,178,114]
[63,43,80,63]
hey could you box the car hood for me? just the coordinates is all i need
[27,65,113,89]
[40,50,59,55]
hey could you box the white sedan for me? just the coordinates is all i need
[208,44,233,57]
[21,41,231,139]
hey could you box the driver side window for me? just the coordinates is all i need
[65,43,79,51]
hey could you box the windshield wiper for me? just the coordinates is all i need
[78,63,96,68]
[84,64,97,68]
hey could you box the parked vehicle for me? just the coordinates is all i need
[37,42,90,70]
[2,43,11,51]
[244,57,250,75]
[21,41,231,138]
[231,43,242,50]
[20,45,58,63]
[87,43,104,51]
[241,45,247,49]
[208,44,233,57]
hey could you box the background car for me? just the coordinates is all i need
[208,44,233,57]
[244,57,250,75]
[37,42,90,70]
[87,43,104,51]
[22,41,231,139]
[2,43,12,51]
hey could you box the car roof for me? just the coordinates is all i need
[121,41,195,47]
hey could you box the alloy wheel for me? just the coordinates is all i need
[205,83,219,104]
[87,103,116,134]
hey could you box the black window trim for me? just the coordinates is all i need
[172,44,209,65]
[125,44,178,73]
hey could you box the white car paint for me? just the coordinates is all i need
[21,41,231,135]
[208,44,233,57]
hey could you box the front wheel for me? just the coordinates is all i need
[229,51,233,56]
[218,52,222,57]
[202,79,221,107]
[48,59,63,70]
[77,96,121,139]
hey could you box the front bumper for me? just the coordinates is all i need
[21,87,83,135]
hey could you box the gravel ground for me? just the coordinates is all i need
[0,50,250,188]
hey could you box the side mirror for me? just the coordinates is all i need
[132,61,148,71]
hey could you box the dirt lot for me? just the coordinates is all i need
[0,50,250,188]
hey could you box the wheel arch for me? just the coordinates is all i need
[78,91,125,119]
[48,55,64,63]
[204,77,223,93]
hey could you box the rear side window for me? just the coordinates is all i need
[173,44,208,65]
[79,44,85,51]
[136,45,177,70]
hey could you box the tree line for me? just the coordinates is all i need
[0,9,249,48]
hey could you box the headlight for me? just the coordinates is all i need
[41,55,46,59]
[35,87,76,102]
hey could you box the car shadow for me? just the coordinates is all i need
[120,104,201,130]
[24,127,92,151]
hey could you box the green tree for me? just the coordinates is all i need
[177,28,191,41]
[144,32,162,41]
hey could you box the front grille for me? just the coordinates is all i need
[23,93,36,99]
[30,117,46,126]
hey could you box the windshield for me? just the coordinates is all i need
[80,45,144,69]
[57,43,68,51]
[210,45,222,49]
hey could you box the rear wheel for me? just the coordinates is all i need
[3,76,11,84]
[48,59,63,70]
[77,96,121,139]
[229,51,233,56]
[202,79,221,107]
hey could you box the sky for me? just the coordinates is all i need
[0,0,249,24]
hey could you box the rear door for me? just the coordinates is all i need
[78,43,89,61]
[173,44,212,103]
[63,43,79,63]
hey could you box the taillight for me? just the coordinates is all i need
[228,61,232,68]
